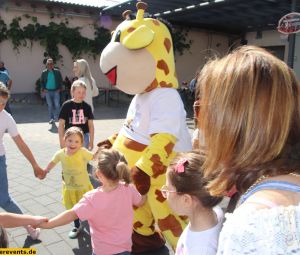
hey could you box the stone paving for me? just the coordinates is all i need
[2,94,195,255]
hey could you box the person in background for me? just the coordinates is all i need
[39,148,145,255]
[0,62,12,114]
[40,58,63,124]
[162,151,223,255]
[197,45,300,254]
[0,82,45,240]
[61,76,72,103]
[0,61,9,75]
[73,59,98,112]
[186,72,199,117]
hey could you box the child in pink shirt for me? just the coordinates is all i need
[39,148,145,255]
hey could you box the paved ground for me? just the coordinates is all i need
[2,94,195,255]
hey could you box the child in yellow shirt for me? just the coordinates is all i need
[43,126,94,238]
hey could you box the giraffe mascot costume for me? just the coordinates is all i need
[98,2,192,253]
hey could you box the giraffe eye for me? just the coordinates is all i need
[114,30,121,42]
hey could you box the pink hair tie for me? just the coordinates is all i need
[175,158,188,173]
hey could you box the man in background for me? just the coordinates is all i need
[40,58,63,124]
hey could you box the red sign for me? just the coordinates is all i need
[278,12,300,34]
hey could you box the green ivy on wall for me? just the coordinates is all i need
[0,14,191,64]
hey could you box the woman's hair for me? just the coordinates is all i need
[74,59,95,90]
[95,148,131,184]
[71,80,87,96]
[197,45,300,196]
[167,151,222,208]
[0,227,8,248]
[64,126,84,144]
[0,82,10,99]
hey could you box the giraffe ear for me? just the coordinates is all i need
[123,25,154,50]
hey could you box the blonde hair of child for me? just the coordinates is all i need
[71,80,87,97]
[95,149,131,184]
[64,127,84,144]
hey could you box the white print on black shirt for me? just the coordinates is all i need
[69,109,87,124]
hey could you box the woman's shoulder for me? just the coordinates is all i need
[217,204,300,254]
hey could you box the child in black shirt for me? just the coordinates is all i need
[58,80,94,150]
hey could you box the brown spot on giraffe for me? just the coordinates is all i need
[145,78,158,92]
[157,60,169,75]
[164,38,171,53]
[158,214,183,237]
[134,221,143,229]
[124,137,147,152]
[155,189,166,203]
[127,27,135,33]
[152,20,160,26]
[150,154,166,178]
[164,142,175,157]
[179,215,188,221]
[159,81,173,88]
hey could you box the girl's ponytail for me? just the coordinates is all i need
[116,162,131,184]
[96,148,131,183]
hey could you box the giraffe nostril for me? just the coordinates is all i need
[114,30,121,42]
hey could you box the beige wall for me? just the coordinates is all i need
[175,29,229,83]
[1,2,291,94]
[0,1,231,94]
[246,30,289,62]
[0,1,108,94]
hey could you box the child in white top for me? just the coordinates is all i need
[161,151,223,255]
[39,148,145,255]
[0,82,45,240]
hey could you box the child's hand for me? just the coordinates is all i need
[140,195,147,206]
[33,165,46,179]
[38,221,52,229]
[31,216,49,228]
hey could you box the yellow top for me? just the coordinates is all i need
[52,147,93,190]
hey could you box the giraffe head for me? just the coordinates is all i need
[100,2,178,95]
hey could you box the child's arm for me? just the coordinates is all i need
[44,161,57,175]
[0,212,48,228]
[88,119,94,151]
[38,210,78,229]
[12,134,46,179]
[58,119,66,148]
[137,195,147,207]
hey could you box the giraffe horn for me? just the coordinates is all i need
[122,10,132,20]
[136,2,148,11]
[136,2,147,21]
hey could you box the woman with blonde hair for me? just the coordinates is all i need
[73,59,99,112]
[197,45,300,254]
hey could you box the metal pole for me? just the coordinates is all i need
[287,0,297,68]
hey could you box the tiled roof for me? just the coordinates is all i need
[43,0,125,8]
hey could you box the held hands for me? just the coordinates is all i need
[37,220,53,229]
[33,165,47,180]
[31,216,49,228]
